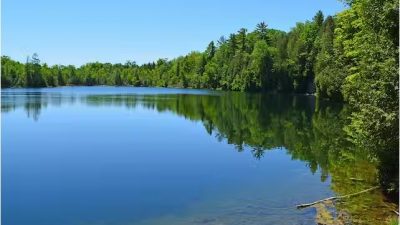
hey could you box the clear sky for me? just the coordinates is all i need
[2,0,345,66]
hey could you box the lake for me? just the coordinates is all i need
[1,86,396,225]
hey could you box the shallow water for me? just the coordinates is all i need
[1,87,395,225]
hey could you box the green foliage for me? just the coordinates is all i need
[332,0,399,195]
[1,56,25,87]
[1,19,319,92]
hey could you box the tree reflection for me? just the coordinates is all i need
[83,93,397,223]
[2,91,397,223]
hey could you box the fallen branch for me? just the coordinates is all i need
[392,210,399,216]
[296,186,379,209]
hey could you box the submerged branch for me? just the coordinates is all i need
[296,186,379,209]
[349,177,365,182]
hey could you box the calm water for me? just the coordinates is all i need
[1,87,395,225]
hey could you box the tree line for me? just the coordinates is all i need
[2,13,330,95]
[0,9,350,98]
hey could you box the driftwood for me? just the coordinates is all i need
[296,186,379,209]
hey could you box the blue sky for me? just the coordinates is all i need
[2,0,345,66]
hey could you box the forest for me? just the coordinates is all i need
[1,0,398,195]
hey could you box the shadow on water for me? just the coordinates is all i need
[1,89,398,224]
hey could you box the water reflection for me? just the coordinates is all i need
[2,91,76,121]
[1,89,396,224]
